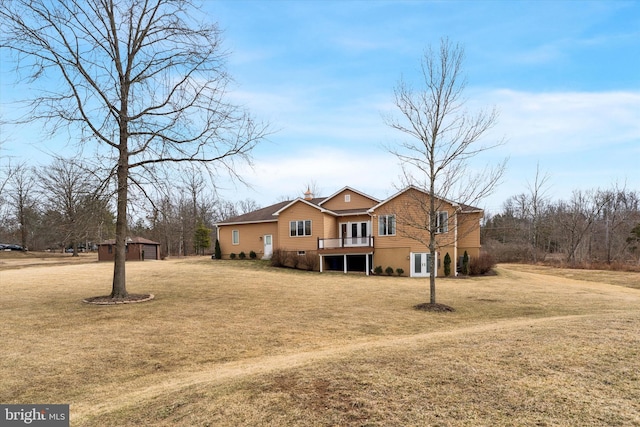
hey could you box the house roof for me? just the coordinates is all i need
[318,186,379,206]
[216,192,375,226]
[99,236,160,245]
[215,200,292,225]
[272,197,333,216]
[369,186,483,213]
[216,186,481,227]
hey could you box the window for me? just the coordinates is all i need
[378,215,396,236]
[345,194,351,202]
[290,220,312,237]
[232,230,239,245]
[297,251,306,256]
[436,211,449,233]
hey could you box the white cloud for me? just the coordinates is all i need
[477,89,640,156]
[222,146,401,206]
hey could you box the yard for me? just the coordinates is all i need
[1,254,639,426]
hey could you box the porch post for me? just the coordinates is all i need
[365,253,369,276]
[343,254,347,274]
[319,254,323,273]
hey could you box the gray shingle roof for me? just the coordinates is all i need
[216,200,293,224]
[99,237,160,245]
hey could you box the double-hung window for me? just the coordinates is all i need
[378,214,396,236]
[232,230,239,245]
[435,211,449,233]
[290,220,312,237]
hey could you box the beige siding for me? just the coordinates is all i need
[371,188,483,276]
[321,189,377,211]
[277,201,326,251]
[456,211,482,249]
[373,247,411,275]
[373,188,458,251]
[324,213,338,239]
[218,222,278,259]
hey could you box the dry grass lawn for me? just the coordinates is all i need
[1,254,639,426]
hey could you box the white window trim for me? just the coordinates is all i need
[290,220,312,237]
[436,211,449,233]
[378,214,396,236]
[232,229,239,245]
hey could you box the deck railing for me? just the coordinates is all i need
[318,236,374,249]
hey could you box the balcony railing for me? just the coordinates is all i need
[318,236,374,249]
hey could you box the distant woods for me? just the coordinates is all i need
[0,160,259,257]
[483,184,640,268]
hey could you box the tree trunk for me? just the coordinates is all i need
[111,145,129,298]
[429,177,437,304]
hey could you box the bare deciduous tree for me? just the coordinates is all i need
[384,38,506,306]
[526,164,552,263]
[37,158,106,256]
[1,0,269,299]
[6,163,37,249]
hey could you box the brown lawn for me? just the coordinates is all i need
[1,255,639,426]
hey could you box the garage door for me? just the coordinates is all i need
[143,244,157,260]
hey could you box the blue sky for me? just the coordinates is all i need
[2,0,639,213]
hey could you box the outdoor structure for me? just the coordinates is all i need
[97,237,161,262]
[215,186,483,277]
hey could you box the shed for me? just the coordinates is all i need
[98,237,161,262]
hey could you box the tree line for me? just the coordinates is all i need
[3,155,638,270]
[0,159,259,257]
[483,181,640,268]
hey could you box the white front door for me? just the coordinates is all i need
[263,235,273,259]
[411,252,436,277]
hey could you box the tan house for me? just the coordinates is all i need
[215,186,483,277]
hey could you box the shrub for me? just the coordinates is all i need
[249,250,257,259]
[301,252,319,271]
[285,251,300,269]
[239,251,246,259]
[396,268,404,276]
[374,266,383,275]
[270,248,285,267]
[444,252,451,276]
[214,239,221,260]
[385,266,394,276]
[461,251,470,275]
[469,252,496,275]
[230,253,237,260]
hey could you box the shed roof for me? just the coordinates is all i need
[98,237,160,245]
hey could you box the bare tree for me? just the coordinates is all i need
[384,38,506,306]
[597,184,638,264]
[6,163,37,249]
[555,189,609,264]
[1,0,269,299]
[237,199,261,215]
[525,164,552,263]
[36,158,106,256]
[213,200,239,222]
